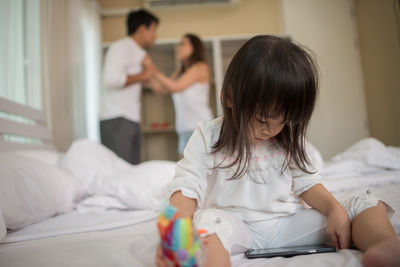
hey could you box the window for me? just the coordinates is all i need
[0,0,42,144]
[0,0,42,109]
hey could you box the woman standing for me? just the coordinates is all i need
[153,33,214,156]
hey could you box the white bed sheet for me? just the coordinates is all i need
[1,182,399,267]
[1,138,399,267]
[1,209,158,244]
[0,217,159,267]
[0,217,365,267]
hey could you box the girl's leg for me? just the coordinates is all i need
[193,209,252,266]
[256,208,329,248]
[351,201,400,267]
[201,234,231,267]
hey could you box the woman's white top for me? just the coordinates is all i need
[100,37,146,123]
[172,82,214,133]
[166,116,323,223]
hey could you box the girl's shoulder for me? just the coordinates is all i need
[198,116,223,132]
[195,117,223,152]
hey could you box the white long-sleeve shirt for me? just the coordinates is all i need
[100,37,146,122]
[166,117,322,223]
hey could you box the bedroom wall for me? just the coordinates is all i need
[280,0,370,160]
[353,0,400,147]
[98,0,282,42]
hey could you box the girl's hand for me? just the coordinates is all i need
[155,243,169,267]
[326,205,351,250]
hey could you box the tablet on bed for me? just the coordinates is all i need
[245,244,337,259]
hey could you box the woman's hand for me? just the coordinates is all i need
[142,55,154,68]
[147,78,170,94]
[141,55,158,82]
[326,205,351,249]
[142,64,158,82]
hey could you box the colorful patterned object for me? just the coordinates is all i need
[157,205,202,267]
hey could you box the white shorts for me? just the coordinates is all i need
[192,190,394,255]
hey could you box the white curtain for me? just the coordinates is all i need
[0,0,42,144]
[41,0,101,151]
[80,0,102,144]
[0,0,41,109]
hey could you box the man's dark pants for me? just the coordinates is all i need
[100,117,141,164]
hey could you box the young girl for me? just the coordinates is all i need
[155,35,400,267]
[152,33,214,157]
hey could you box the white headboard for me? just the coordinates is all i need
[0,97,54,151]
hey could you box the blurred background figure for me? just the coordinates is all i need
[100,9,159,164]
[151,33,214,157]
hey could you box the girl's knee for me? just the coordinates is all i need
[201,234,231,267]
[376,200,390,213]
[202,233,228,251]
[193,209,252,255]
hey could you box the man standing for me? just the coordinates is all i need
[100,9,159,164]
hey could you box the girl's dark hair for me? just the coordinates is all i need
[212,35,319,180]
[179,33,206,75]
[127,9,159,35]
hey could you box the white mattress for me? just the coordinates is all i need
[1,181,399,267]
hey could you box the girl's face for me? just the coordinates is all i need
[250,115,286,142]
[176,37,193,61]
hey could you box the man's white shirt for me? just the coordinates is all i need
[101,37,146,122]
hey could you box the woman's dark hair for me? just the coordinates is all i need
[179,33,206,75]
[127,9,159,35]
[212,35,319,180]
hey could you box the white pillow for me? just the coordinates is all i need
[60,139,133,190]
[61,139,176,210]
[88,160,176,210]
[0,153,85,230]
[13,149,62,166]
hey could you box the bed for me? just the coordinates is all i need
[0,97,399,267]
